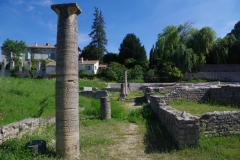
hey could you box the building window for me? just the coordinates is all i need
[85,66,91,70]
[50,53,55,60]
[34,53,38,59]
[25,52,31,60]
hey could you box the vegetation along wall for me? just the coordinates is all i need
[149,85,240,148]
[150,95,200,149]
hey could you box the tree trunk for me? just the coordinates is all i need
[51,3,82,159]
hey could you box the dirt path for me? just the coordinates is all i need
[108,102,151,160]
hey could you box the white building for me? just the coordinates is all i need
[1,43,81,65]
[45,57,99,75]
[1,43,56,64]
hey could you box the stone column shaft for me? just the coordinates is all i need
[19,61,23,72]
[10,60,14,70]
[123,70,128,95]
[1,61,5,77]
[51,3,81,159]
[100,96,111,119]
[28,60,32,71]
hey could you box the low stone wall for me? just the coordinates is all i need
[150,95,200,149]
[167,87,210,102]
[155,85,240,106]
[200,111,240,137]
[150,94,240,149]
[0,117,55,144]
[79,90,109,99]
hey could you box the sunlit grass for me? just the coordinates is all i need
[169,99,240,117]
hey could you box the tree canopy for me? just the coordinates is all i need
[103,52,119,64]
[2,38,27,60]
[228,21,240,40]
[118,33,148,69]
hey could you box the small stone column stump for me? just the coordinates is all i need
[100,96,111,119]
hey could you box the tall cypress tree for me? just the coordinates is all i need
[88,7,108,62]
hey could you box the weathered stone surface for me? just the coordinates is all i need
[100,96,111,119]
[0,118,55,144]
[51,3,81,159]
[200,111,240,137]
[150,96,200,149]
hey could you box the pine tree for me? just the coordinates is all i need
[88,7,108,62]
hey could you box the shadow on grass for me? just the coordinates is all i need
[142,104,177,153]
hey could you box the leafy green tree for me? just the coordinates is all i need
[2,38,27,60]
[207,36,233,64]
[173,44,198,72]
[103,52,119,63]
[80,44,98,60]
[97,62,125,82]
[128,65,144,82]
[144,69,159,82]
[228,21,240,40]
[187,27,216,66]
[157,61,182,82]
[88,7,108,62]
[226,21,240,64]
[227,39,240,64]
[149,45,157,68]
[118,33,148,69]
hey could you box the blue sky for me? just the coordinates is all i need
[0,0,239,61]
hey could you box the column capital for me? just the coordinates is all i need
[51,3,82,15]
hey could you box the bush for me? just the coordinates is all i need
[157,62,182,82]
[128,65,144,82]
[97,62,125,82]
[144,69,159,82]
[79,70,96,79]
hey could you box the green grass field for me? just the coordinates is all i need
[0,77,240,159]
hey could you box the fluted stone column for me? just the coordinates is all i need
[19,61,23,72]
[10,60,14,70]
[51,3,81,159]
[1,60,5,77]
[35,60,41,78]
[27,60,32,71]
[123,70,128,95]
[36,60,41,71]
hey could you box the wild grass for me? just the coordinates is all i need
[169,99,240,117]
[1,78,240,159]
[79,78,107,90]
[0,77,55,125]
[0,77,107,126]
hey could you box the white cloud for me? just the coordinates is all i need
[9,0,24,5]
[38,20,57,31]
[215,21,237,38]
[32,0,52,6]
[26,5,34,11]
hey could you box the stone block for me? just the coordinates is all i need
[83,87,92,91]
